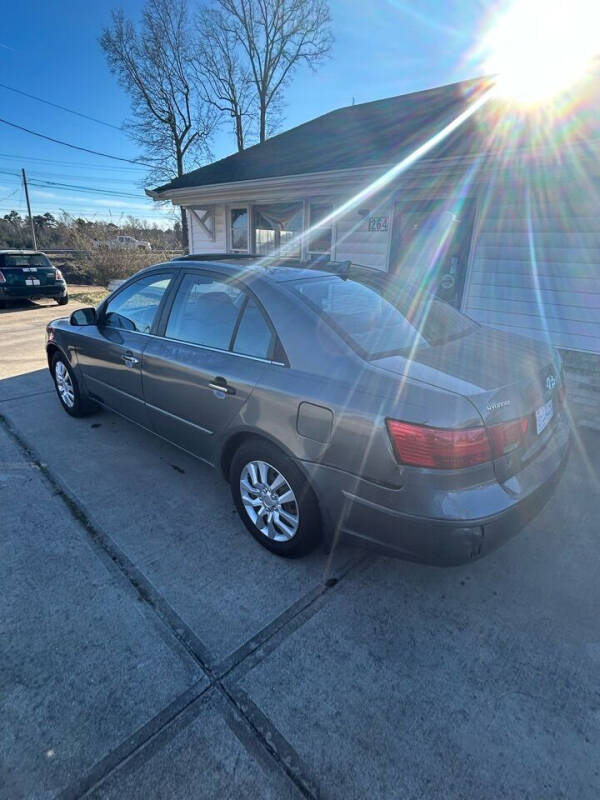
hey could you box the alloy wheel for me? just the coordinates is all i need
[240,460,299,541]
[55,361,75,409]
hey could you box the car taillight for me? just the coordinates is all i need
[386,416,529,470]
[0,270,5,284]
[54,268,64,280]
[386,419,491,469]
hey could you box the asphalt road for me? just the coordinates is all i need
[1,298,599,799]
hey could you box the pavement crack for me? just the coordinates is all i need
[215,551,371,681]
[0,409,214,671]
[218,684,320,800]
[0,410,367,800]
[58,683,208,800]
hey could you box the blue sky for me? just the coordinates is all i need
[0,0,490,226]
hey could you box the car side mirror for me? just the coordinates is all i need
[70,307,97,326]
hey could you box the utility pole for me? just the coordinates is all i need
[21,168,37,250]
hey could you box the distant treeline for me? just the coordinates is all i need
[0,210,182,251]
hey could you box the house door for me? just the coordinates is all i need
[388,199,475,307]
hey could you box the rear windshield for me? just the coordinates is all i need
[0,254,52,268]
[289,274,476,359]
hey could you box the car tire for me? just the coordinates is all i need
[51,352,98,417]
[230,439,321,557]
[57,294,69,306]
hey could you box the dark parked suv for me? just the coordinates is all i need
[45,256,569,564]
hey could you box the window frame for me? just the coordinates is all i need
[155,267,288,366]
[229,294,277,361]
[228,205,250,253]
[162,271,245,353]
[251,201,305,259]
[307,200,334,259]
[97,269,176,336]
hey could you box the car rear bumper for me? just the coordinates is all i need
[303,416,570,566]
[0,283,67,300]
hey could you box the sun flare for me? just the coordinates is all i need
[483,0,600,105]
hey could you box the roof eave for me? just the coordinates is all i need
[147,153,488,204]
[148,136,600,205]
[147,164,382,204]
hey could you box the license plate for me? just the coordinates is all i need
[535,398,554,435]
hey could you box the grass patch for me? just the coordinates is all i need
[69,287,109,305]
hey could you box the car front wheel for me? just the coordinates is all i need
[230,439,321,557]
[52,353,98,417]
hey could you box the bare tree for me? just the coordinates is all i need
[101,0,216,247]
[216,0,333,143]
[195,8,255,151]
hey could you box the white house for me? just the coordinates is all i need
[148,74,600,369]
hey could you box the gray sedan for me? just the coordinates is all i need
[45,256,569,564]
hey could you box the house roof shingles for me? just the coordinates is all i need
[153,72,600,195]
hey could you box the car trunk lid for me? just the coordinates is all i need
[371,324,563,481]
[1,265,58,287]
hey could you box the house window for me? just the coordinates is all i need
[307,202,333,258]
[253,202,303,258]
[230,208,249,251]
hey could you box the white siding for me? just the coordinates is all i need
[465,190,600,353]
[334,205,392,270]
[187,205,226,253]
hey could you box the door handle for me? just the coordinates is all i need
[121,352,139,367]
[208,377,235,395]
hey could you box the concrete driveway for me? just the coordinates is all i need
[1,298,599,799]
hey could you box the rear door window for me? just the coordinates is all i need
[165,273,244,350]
[103,274,172,333]
[232,298,274,359]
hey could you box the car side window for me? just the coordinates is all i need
[232,298,274,359]
[103,275,172,334]
[165,273,244,350]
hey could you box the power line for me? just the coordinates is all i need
[0,82,124,131]
[22,172,144,186]
[0,183,173,217]
[0,152,148,171]
[0,165,146,186]
[0,169,144,198]
[0,117,154,168]
[0,187,20,204]
[28,178,143,199]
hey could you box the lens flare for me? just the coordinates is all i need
[482,0,600,105]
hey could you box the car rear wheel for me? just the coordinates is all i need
[230,439,321,557]
[56,294,69,306]
[52,353,98,417]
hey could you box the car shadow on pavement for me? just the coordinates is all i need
[0,298,61,314]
